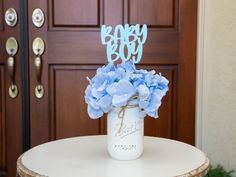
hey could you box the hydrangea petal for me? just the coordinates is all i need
[92,73,111,88]
[154,88,168,101]
[147,111,158,118]
[133,79,145,87]
[91,87,104,99]
[144,91,162,117]
[139,100,149,109]
[98,95,112,113]
[85,85,92,97]
[118,61,136,73]
[106,83,118,96]
[112,94,133,107]
[116,80,136,95]
[97,80,108,91]
[86,97,100,110]
[138,85,150,101]
[87,104,103,119]
[96,63,115,74]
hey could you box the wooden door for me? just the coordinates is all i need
[0,1,23,177]
[28,0,197,147]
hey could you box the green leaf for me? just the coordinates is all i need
[205,165,235,177]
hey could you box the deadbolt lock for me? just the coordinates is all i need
[32,8,44,28]
[5,8,18,27]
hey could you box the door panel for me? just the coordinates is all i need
[129,0,175,27]
[48,0,103,30]
[104,0,123,26]
[49,65,106,140]
[0,0,23,177]
[29,0,197,146]
[53,0,100,27]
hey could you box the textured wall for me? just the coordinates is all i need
[200,0,236,171]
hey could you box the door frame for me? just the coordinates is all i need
[196,0,205,149]
[20,0,30,151]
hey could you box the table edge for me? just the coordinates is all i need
[174,157,210,177]
[17,153,210,177]
[17,154,48,177]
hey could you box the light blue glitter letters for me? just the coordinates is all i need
[101,24,148,63]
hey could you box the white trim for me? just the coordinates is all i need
[195,0,206,149]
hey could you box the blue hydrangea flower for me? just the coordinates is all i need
[84,61,169,119]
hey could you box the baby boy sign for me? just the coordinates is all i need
[101,24,148,63]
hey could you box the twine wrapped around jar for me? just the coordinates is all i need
[117,95,139,134]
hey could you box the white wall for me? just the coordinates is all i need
[197,0,236,171]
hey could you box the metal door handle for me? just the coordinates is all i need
[34,56,44,98]
[7,57,15,84]
[32,37,45,99]
[6,37,18,98]
[35,57,42,84]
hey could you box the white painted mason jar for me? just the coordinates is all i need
[107,106,144,160]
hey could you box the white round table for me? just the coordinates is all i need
[17,135,209,177]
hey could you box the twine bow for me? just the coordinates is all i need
[117,95,139,134]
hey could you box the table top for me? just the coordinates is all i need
[17,135,209,177]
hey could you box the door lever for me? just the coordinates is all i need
[32,37,45,99]
[6,37,18,98]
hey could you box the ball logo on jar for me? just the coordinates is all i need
[113,120,142,139]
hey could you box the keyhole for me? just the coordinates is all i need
[10,48,14,55]
[34,13,42,23]
[37,48,41,54]
[7,14,14,21]
[11,85,15,91]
